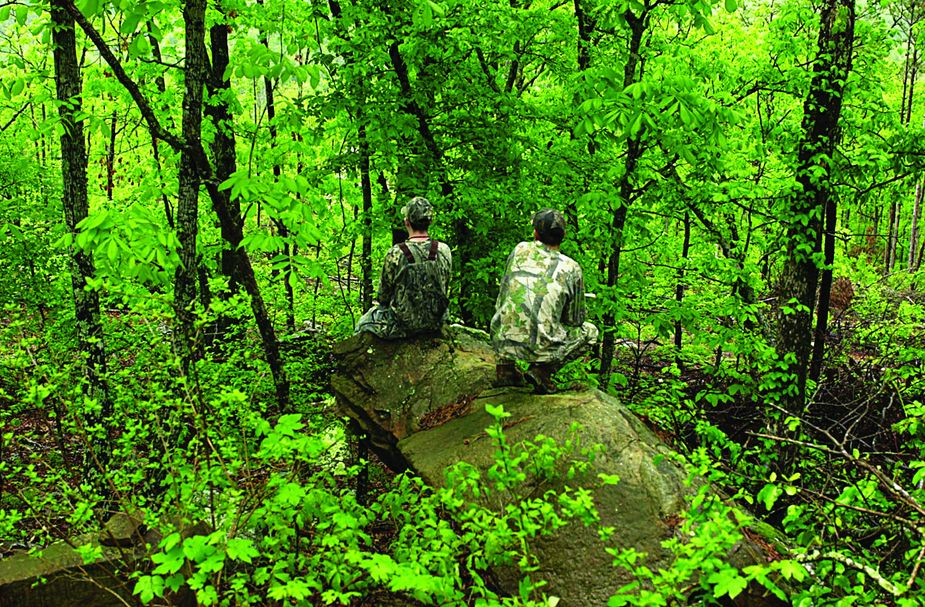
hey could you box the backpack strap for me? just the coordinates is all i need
[397,242,416,264]
[428,239,439,261]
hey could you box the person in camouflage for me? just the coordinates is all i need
[355,197,452,339]
[490,208,598,393]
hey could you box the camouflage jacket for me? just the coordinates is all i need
[490,241,588,362]
[379,238,452,330]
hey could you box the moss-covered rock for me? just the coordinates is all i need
[333,329,786,606]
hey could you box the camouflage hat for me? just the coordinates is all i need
[402,197,434,224]
[532,208,566,243]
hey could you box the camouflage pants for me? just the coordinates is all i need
[495,321,599,365]
[543,321,599,364]
[354,305,407,340]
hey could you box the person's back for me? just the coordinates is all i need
[385,238,451,333]
[491,240,585,361]
[491,208,598,393]
[355,197,452,339]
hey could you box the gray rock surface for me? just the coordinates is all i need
[332,329,785,606]
[0,532,145,607]
[332,326,495,469]
[402,388,688,605]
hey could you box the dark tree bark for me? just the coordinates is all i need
[599,11,647,380]
[674,211,691,368]
[206,9,291,407]
[359,122,374,311]
[776,0,855,413]
[574,0,594,72]
[206,19,242,296]
[886,200,899,272]
[105,110,116,200]
[50,0,112,450]
[173,0,209,374]
[147,20,174,229]
[809,196,837,382]
[911,171,923,270]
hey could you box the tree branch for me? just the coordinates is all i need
[59,0,184,152]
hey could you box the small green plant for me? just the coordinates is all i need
[130,403,606,606]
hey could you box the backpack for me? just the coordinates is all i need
[391,240,450,332]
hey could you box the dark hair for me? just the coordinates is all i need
[536,228,564,246]
[408,217,432,231]
[532,208,566,246]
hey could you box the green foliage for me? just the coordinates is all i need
[3,0,925,603]
[123,403,607,606]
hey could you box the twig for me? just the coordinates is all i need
[797,550,905,596]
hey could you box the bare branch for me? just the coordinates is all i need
[797,550,905,596]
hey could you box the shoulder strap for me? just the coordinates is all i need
[397,242,416,264]
[428,239,439,261]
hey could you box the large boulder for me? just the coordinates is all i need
[400,389,684,601]
[331,326,496,470]
[332,329,783,605]
[402,389,777,605]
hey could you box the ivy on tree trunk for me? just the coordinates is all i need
[776,0,855,413]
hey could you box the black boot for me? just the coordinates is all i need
[526,362,558,394]
[493,362,527,388]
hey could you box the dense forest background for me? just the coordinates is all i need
[2,0,925,604]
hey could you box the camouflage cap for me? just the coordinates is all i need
[532,208,566,243]
[402,197,434,224]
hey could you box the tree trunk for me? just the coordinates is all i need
[173,0,208,374]
[776,0,855,414]
[207,19,242,296]
[599,11,646,380]
[674,211,691,368]
[206,9,291,407]
[51,0,112,456]
[146,20,174,228]
[105,110,116,200]
[359,122,374,311]
[809,196,837,382]
[910,120,925,270]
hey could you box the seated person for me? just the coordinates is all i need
[490,208,598,393]
[355,197,452,339]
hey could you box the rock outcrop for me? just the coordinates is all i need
[333,327,784,606]
[331,327,496,470]
[0,514,169,607]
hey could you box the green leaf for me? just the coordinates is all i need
[708,569,747,599]
[129,35,152,57]
[226,538,259,564]
[134,575,165,604]
[756,483,782,511]
[725,0,738,12]
[151,547,185,575]
[14,5,27,26]
[414,1,433,27]
[485,403,511,420]
[78,0,101,15]
[121,11,143,35]
[778,559,807,582]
